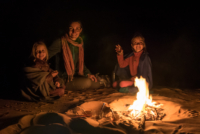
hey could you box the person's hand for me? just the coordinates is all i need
[68,75,73,82]
[87,74,97,82]
[115,44,123,55]
[51,70,58,77]
[55,81,60,87]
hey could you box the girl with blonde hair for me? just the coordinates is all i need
[21,41,65,101]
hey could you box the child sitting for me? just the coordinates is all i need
[21,41,65,101]
[113,33,153,93]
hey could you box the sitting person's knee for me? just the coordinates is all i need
[119,81,134,87]
[119,81,126,87]
[82,78,92,88]
[74,77,92,90]
[49,87,65,97]
[113,81,118,88]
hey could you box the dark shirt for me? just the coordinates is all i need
[48,37,91,79]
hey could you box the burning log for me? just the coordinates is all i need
[138,114,145,130]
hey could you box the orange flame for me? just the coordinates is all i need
[128,76,154,116]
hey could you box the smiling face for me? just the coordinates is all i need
[131,37,144,52]
[35,45,47,60]
[68,22,82,40]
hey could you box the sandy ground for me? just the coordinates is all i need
[0,87,200,134]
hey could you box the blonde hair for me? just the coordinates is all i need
[31,41,48,61]
[131,33,147,52]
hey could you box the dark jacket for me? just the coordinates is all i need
[48,38,91,79]
[114,51,153,89]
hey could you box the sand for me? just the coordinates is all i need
[0,87,200,134]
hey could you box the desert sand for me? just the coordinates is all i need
[0,87,200,134]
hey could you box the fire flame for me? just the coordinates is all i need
[128,76,155,116]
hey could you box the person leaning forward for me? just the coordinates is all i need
[48,21,100,90]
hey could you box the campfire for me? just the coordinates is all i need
[113,76,165,129]
[127,76,164,120]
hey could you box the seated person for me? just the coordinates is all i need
[48,21,100,90]
[21,41,65,101]
[113,33,153,93]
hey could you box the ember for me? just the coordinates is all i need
[116,103,165,122]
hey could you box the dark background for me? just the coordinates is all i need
[1,1,200,98]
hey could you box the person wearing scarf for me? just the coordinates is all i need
[48,21,100,90]
[113,34,153,93]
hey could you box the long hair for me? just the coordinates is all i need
[131,33,147,52]
[31,41,48,61]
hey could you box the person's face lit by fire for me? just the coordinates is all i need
[35,45,47,60]
[131,37,144,52]
[68,22,82,40]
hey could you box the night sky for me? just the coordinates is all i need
[1,0,200,96]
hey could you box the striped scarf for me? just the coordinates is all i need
[61,34,84,81]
